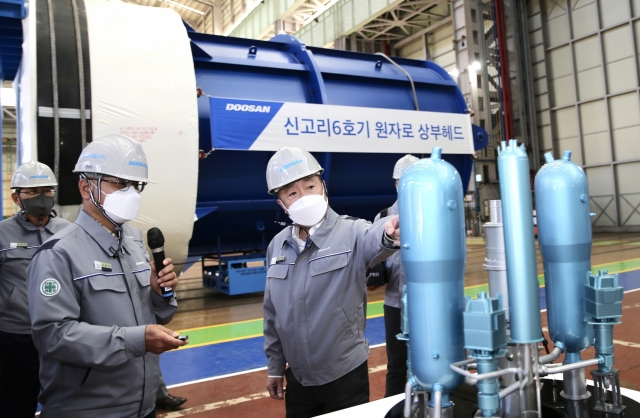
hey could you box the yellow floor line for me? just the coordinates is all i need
[182,256,640,333]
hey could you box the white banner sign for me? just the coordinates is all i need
[210,98,475,154]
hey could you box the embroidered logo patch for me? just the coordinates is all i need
[40,279,61,297]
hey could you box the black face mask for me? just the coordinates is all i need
[21,194,54,218]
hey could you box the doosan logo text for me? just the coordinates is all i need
[225,103,271,113]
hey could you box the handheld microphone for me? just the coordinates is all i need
[147,227,174,298]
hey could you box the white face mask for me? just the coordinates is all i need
[101,187,142,224]
[285,190,328,227]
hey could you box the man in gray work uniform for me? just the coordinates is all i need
[27,134,186,418]
[0,162,70,418]
[369,154,418,397]
[263,147,401,417]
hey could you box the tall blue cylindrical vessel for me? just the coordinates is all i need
[398,147,466,394]
[497,140,543,344]
[535,150,594,355]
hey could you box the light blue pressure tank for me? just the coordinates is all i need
[535,151,594,355]
[398,147,466,394]
[497,140,543,344]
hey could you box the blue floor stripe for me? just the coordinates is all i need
[161,269,640,386]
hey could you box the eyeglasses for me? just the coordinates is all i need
[19,189,55,198]
[87,177,146,193]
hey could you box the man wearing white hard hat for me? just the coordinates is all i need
[0,162,70,418]
[367,154,419,397]
[263,146,401,416]
[26,135,185,418]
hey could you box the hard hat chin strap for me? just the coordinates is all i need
[83,174,124,255]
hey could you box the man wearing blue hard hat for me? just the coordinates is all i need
[263,146,401,417]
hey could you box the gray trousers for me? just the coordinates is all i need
[157,373,170,400]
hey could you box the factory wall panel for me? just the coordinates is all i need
[529,0,640,229]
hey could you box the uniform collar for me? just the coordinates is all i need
[280,208,339,252]
[14,211,55,233]
[75,210,125,258]
[308,208,339,250]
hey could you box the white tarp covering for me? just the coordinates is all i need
[84,0,198,274]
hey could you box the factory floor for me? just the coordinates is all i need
[154,232,640,418]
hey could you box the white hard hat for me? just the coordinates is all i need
[11,161,58,188]
[393,154,419,179]
[266,147,324,194]
[73,134,153,183]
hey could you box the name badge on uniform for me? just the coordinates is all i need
[94,261,113,272]
[271,256,285,265]
[10,243,28,249]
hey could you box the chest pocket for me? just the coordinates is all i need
[309,251,351,277]
[267,264,289,280]
[133,268,151,287]
[88,274,127,293]
[3,247,38,261]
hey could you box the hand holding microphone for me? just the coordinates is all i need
[147,227,176,298]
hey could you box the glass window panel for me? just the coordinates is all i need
[615,162,640,225]
[586,166,617,226]
[613,125,640,161]
[552,75,577,107]
[571,2,599,39]
[609,92,640,129]
[577,67,606,101]
[606,57,637,94]
[603,25,634,63]
[580,99,608,134]
[598,0,630,28]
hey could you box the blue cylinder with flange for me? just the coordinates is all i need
[398,146,466,395]
[497,140,543,344]
[535,150,594,355]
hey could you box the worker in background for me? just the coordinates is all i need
[0,162,71,418]
[27,134,186,418]
[263,146,400,417]
[367,154,418,397]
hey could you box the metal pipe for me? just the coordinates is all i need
[539,347,563,364]
[539,358,600,376]
[403,381,412,418]
[499,376,530,399]
[433,390,442,418]
[450,361,520,381]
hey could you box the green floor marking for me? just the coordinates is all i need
[177,257,640,348]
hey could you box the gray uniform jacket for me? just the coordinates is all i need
[264,208,397,386]
[374,201,405,309]
[0,212,70,334]
[26,210,177,418]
